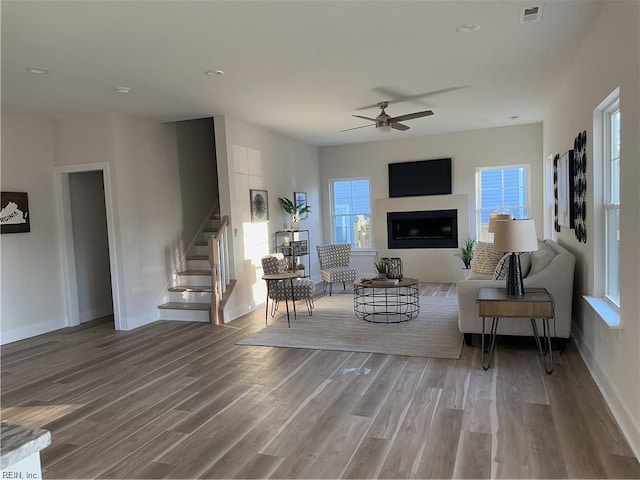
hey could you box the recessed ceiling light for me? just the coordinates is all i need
[510,115,520,120]
[26,67,49,74]
[456,24,480,33]
[115,87,131,94]
[204,70,224,77]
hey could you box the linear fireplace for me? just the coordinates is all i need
[387,209,458,249]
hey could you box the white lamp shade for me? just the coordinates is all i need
[378,124,391,132]
[493,219,539,253]
[488,213,515,233]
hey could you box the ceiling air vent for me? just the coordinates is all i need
[519,4,543,24]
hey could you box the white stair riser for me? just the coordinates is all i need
[187,259,210,270]
[176,274,212,287]
[168,291,211,303]
[158,308,209,322]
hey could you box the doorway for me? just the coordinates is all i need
[55,162,123,330]
[68,171,113,324]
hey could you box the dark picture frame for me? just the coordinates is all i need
[294,191,308,219]
[250,189,269,222]
[1,191,31,234]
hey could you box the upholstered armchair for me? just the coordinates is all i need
[316,244,359,296]
[261,253,314,315]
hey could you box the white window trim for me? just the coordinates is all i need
[330,177,373,249]
[591,87,621,326]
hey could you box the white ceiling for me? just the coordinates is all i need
[2,1,602,146]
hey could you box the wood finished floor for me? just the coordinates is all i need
[1,283,638,479]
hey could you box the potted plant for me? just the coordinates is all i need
[295,263,305,277]
[278,196,311,230]
[454,233,477,270]
[373,258,387,279]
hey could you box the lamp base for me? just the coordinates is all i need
[505,252,525,296]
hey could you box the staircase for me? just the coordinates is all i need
[157,212,234,323]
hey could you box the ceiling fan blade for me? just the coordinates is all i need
[389,110,434,123]
[340,124,375,132]
[356,86,467,110]
[391,122,410,131]
[352,114,378,122]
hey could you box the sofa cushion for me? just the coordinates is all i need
[528,246,556,277]
[493,252,532,280]
[471,242,504,276]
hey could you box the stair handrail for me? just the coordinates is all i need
[208,215,231,325]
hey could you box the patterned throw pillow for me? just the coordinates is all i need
[471,242,504,276]
[493,252,532,280]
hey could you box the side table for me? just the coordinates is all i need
[476,287,555,374]
[262,272,298,327]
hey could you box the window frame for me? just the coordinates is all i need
[602,95,620,308]
[330,177,373,249]
[475,164,531,241]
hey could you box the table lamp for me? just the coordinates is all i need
[492,218,538,296]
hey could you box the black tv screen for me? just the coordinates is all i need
[388,158,452,197]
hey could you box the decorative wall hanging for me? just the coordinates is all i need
[557,150,575,228]
[553,153,560,232]
[572,130,587,243]
[294,192,308,219]
[1,192,31,234]
[250,189,269,222]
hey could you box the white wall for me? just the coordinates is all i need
[319,123,543,281]
[543,0,639,458]
[1,113,67,343]
[1,112,218,342]
[215,116,321,321]
[110,115,183,329]
[69,171,112,323]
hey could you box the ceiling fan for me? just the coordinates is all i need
[341,101,433,132]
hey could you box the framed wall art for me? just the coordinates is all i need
[1,191,31,234]
[250,189,269,222]
[557,150,575,228]
[294,191,308,219]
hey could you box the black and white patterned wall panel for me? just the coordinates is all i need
[573,130,587,243]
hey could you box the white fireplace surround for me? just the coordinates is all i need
[373,194,470,282]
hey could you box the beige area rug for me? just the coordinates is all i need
[237,293,463,359]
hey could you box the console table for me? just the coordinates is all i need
[477,287,555,374]
[353,277,420,323]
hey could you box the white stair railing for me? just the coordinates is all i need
[208,215,231,325]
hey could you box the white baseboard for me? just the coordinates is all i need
[572,329,640,460]
[1,318,67,345]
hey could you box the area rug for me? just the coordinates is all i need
[237,293,463,359]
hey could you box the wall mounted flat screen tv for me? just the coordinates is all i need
[388,158,452,197]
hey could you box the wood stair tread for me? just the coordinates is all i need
[177,270,210,276]
[169,286,212,293]
[157,302,210,310]
[187,255,208,260]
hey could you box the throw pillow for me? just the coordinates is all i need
[471,242,504,276]
[493,252,532,280]
[528,247,555,277]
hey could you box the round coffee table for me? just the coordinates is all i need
[353,277,420,323]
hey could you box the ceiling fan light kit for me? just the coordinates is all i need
[342,101,433,133]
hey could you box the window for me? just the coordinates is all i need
[331,178,372,248]
[603,96,620,307]
[476,165,529,241]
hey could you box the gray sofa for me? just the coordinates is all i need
[457,239,575,345]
